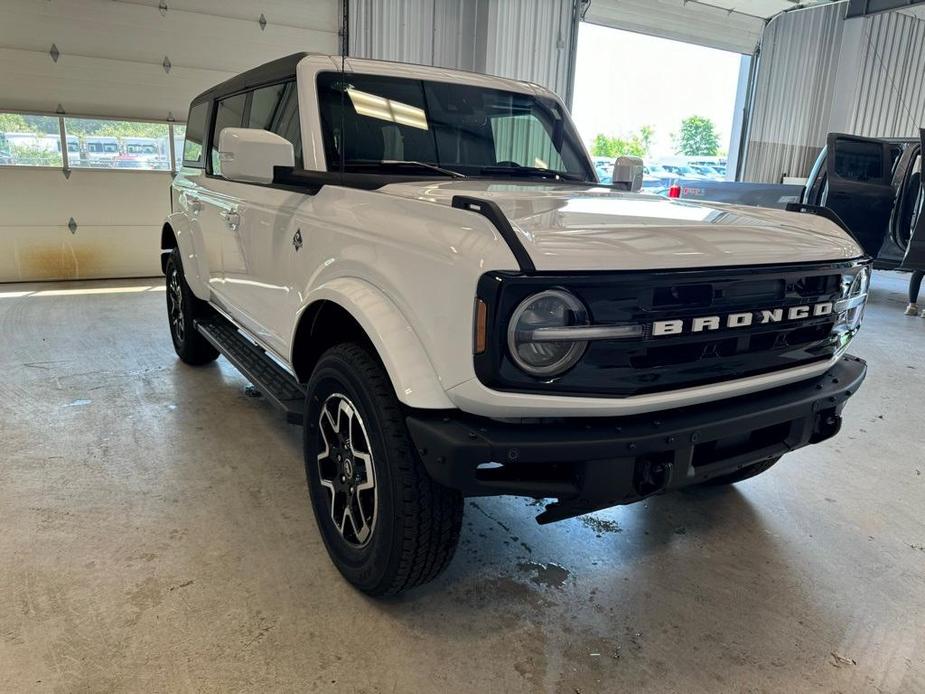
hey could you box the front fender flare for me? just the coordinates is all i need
[296,278,454,410]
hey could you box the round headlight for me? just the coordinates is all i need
[507,290,589,377]
[837,265,871,333]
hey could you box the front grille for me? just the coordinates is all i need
[474,261,865,397]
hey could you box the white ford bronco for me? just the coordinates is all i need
[162,53,869,595]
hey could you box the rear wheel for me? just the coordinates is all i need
[165,248,218,365]
[303,343,463,596]
[702,456,781,486]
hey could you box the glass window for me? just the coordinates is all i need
[63,117,170,170]
[316,73,593,181]
[182,102,208,167]
[172,124,186,170]
[249,81,302,168]
[0,113,63,167]
[834,139,883,183]
[210,93,247,175]
[491,114,564,171]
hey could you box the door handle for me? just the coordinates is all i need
[183,193,202,213]
[222,210,241,231]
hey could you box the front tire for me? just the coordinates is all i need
[165,248,219,366]
[303,343,463,596]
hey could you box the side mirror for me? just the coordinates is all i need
[613,156,645,192]
[218,127,294,184]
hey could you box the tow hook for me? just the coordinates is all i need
[810,410,842,443]
[634,458,673,497]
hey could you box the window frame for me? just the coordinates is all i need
[204,75,301,180]
[313,71,595,181]
[181,101,211,170]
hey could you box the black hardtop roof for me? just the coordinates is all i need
[191,52,309,105]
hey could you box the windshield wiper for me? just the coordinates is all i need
[479,164,588,182]
[345,160,466,179]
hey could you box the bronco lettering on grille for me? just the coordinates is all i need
[652,302,834,337]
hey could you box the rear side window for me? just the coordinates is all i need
[834,140,883,183]
[183,101,209,167]
[249,80,303,168]
[210,92,247,175]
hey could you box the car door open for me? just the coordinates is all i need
[821,133,897,257]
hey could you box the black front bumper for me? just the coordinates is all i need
[406,355,867,524]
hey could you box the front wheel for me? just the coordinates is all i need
[165,248,218,366]
[303,343,463,596]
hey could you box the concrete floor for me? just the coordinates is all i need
[1,272,923,693]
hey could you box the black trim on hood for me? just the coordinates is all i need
[451,195,536,273]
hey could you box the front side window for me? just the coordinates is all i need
[249,80,303,168]
[210,93,247,175]
[316,72,592,181]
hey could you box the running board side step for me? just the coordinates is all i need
[194,315,306,425]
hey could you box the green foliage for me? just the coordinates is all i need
[10,144,62,166]
[64,118,168,139]
[674,116,720,156]
[591,126,654,159]
[22,115,60,134]
[0,112,29,132]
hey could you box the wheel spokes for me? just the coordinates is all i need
[315,393,378,547]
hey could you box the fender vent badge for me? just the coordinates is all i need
[293,229,303,251]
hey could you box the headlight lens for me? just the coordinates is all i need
[507,290,589,377]
[836,265,871,333]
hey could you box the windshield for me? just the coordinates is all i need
[317,72,594,181]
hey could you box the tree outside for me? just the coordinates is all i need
[674,116,721,156]
[591,126,654,159]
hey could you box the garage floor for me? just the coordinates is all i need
[1,271,923,693]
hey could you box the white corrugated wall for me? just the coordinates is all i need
[349,0,577,99]
[743,5,925,182]
[484,0,575,99]
[742,3,845,183]
[850,10,925,137]
[349,0,483,72]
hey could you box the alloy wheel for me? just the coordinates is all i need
[167,267,185,343]
[316,393,378,546]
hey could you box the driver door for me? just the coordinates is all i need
[821,133,896,256]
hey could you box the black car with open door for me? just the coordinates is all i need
[802,131,923,270]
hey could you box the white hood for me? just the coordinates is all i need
[378,181,864,272]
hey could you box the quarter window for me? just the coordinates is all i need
[210,93,247,175]
[183,102,209,168]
